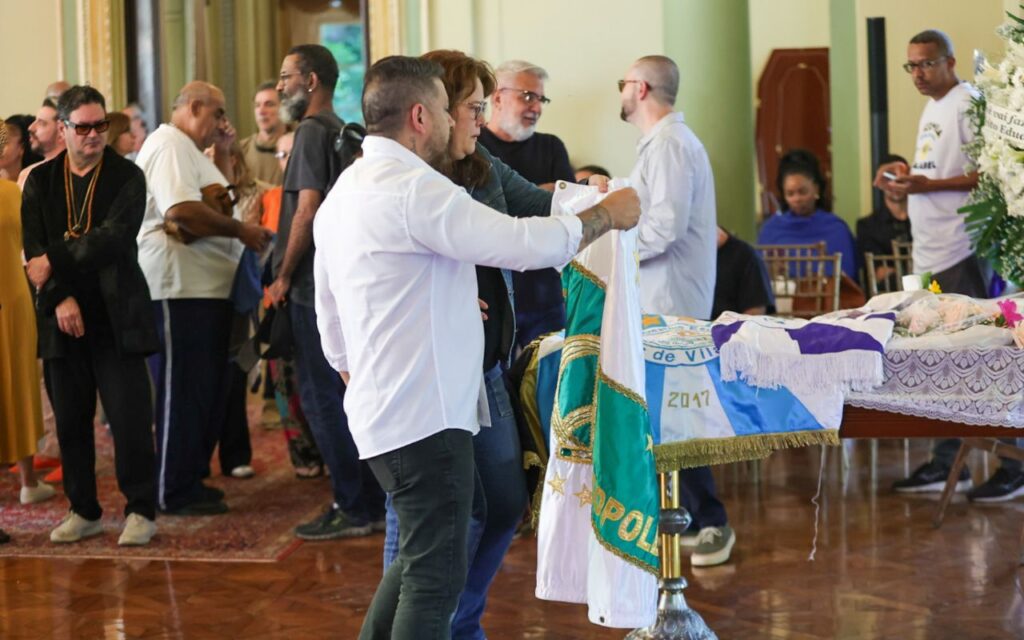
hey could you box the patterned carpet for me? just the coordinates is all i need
[0,404,331,562]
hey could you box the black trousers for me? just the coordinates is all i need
[679,466,728,530]
[361,429,475,640]
[149,299,232,511]
[45,334,156,521]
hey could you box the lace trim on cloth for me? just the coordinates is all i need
[845,346,1024,428]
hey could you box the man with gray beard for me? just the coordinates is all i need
[268,44,384,541]
[479,60,575,347]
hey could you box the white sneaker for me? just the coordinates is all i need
[50,511,102,543]
[118,514,156,546]
[690,526,736,567]
[20,483,56,505]
[680,530,700,548]
[230,465,255,479]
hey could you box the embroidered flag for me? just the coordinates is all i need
[535,181,658,629]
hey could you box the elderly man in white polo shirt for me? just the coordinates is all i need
[136,81,270,517]
[313,56,640,640]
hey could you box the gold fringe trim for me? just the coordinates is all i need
[567,260,606,291]
[590,516,659,576]
[653,429,841,472]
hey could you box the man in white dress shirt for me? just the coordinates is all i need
[313,56,641,640]
[620,55,734,568]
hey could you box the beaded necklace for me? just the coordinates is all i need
[63,153,104,241]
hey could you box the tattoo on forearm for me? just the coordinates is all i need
[578,204,613,249]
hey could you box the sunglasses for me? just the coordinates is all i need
[64,119,111,136]
[617,79,645,92]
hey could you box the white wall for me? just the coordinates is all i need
[423,0,664,178]
[0,0,62,118]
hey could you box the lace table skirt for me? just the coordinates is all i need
[845,347,1024,428]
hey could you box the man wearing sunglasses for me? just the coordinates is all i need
[21,85,159,546]
[479,60,576,348]
[620,55,731,568]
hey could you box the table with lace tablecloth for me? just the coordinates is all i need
[845,346,1024,428]
[841,344,1024,528]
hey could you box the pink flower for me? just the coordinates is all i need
[998,299,1023,328]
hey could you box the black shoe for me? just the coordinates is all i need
[159,499,229,516]
[967,468,1024,502]
[200,484,225,502]
[294,505,372,540]
[892,461,971,493]
[0,528,9,544]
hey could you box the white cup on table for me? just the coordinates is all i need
[902,274,923,291]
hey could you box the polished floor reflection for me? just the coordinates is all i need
[2,439,1023,639]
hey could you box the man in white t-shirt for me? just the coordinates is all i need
[878,30,1024,501]
[136,81,271,516]
[876,29,984,294]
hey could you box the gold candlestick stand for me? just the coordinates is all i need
[625,470,717,640]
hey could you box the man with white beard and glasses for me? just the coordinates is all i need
[479,60,576,348]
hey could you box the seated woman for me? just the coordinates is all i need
[758,149,859,280]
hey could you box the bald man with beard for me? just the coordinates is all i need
[619,55,733,568]
[136,81,271,517]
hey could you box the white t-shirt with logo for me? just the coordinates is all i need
[907,81,978,275]
[136,124,243,300]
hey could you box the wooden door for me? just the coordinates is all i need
[755,48,831,220]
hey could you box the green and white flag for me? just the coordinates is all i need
[535,180,659,629]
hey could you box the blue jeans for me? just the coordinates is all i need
[384,365,528,639]
[363,429,474,640]
[290,302,382,522]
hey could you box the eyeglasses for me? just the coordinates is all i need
[274,150,290,160]
[617,79,644,92]
[64,119,110,136]
[497,88,550,105]
[278,71,306,82]
[460,100,487,120]
[902,57,947,73]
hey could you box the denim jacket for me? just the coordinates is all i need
[467,144,554,366]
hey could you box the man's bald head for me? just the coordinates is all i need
[170,81,227,149]
[172,81,225,112]
[46,80,71,102]
[630,56,679,107]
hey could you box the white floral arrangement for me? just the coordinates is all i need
[962,7,1024,285]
